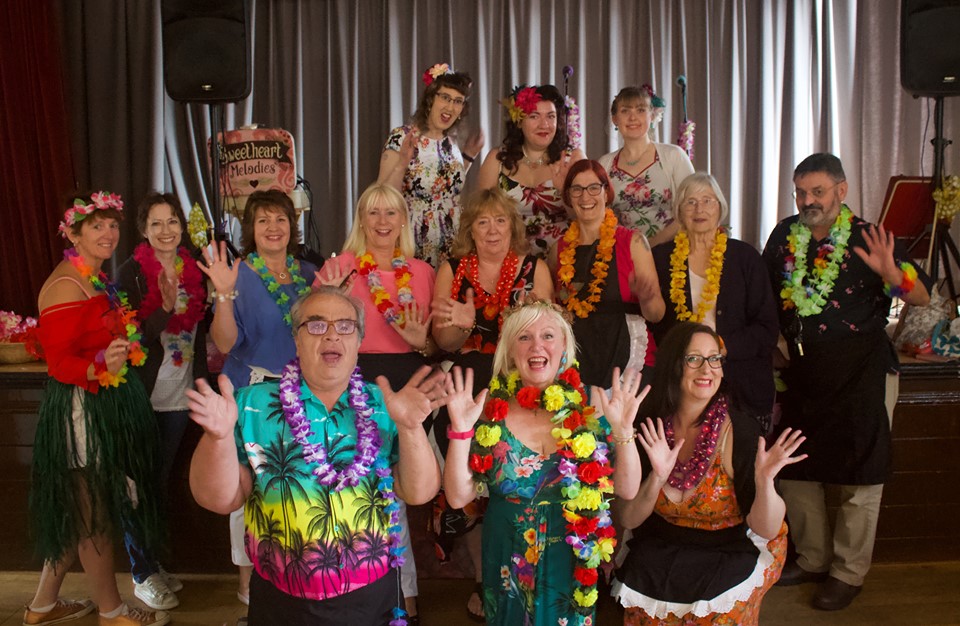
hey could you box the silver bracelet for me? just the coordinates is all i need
[214,290,239,302]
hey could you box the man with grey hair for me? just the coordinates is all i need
[762,153,930,611]
[187,287,448,624]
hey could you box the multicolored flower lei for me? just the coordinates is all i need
[58,191,123,238]
[133,243,207,366]
[451,251,520,329]
[781,205,853,316]
[557,209,618,319]
[565,95,582,151]
[357,249,414,325]
[422,62,452,86]
[475,365,616,613]
[248,252,312,327]
[503,85,542,124]
[669,229,727,323]
[279,360,407,625]
[64,248,147,387]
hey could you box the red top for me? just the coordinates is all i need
[38,295,120,393]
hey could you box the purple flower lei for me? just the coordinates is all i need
[279,359,407,625]
[664,395,728,490]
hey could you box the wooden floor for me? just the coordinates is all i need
[2,562,959,625]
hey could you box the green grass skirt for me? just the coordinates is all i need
[29,370,164,563]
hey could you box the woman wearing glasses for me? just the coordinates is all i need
[378,62,484,267]
[614,322,805,625]
[549,159,664,389]
[650,173,779,427]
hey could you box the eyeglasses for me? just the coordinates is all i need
[683,354,725,369]
[299,319,358,336]
[682,197,720,210]
[436,92,466,107]
[568,183,605,198]
[792,182,842,201]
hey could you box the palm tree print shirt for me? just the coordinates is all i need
[234,380,400,600]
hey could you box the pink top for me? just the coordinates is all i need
[320,252,436,354]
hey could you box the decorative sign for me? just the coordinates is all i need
[208,126,298,215]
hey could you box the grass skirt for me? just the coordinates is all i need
[29,371,164,563]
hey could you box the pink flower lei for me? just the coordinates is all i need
[663,395,728,490]
[58,191,124,238]
[278,360,408,625]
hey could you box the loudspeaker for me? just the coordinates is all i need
[901,0,960,96]
[162,0,251,103]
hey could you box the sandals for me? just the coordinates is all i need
[466,581,485,623]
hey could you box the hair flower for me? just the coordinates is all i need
[422,62,452,86]
[58,190,124,238]
[503,85,542,124]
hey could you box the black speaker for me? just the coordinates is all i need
[162,0,251,103]
[901,0,960,96]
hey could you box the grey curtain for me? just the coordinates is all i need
[53,0,959,259]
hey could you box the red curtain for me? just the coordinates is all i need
[0,0,75,317]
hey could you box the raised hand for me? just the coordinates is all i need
[461,128,485,161]
[638,417,684,485]
[159,266,179,312]
[187,374,238,441]
[314,261,357,292]
[378,365,449,431]
[398,129,419,166]
[853,224,900,282]
[432,288,476,331]
[594,367,648,437]
[199,240,239,295]
[392,301,432,350]
[755,428,807,483]
[445,366,487,432]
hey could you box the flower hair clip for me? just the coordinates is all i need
[502,85,542,124]
[640,83,666,109]
[58,191,124,238]
[502,295,574,325]
[422,62,453,86]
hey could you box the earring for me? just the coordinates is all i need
[614,125,619,132]
[559,351,567,370]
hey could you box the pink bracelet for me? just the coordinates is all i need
[447,425,475,440]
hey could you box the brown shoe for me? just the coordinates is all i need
[776,560,830,586]
[98,606,171,626]
[23,599,95,625]
[813,576,862,610]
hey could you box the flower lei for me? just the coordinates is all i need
[669,229,727,323]
[422,62,452,86]
[933,175,960,223]
[557,209,618,319]
[780,205,853,316]
[475,365,615,613]
[64,248,147,387]
[187,202,210,249]
[133,243,206,366]
[58,191,123,238]
[663,396,728,490]
[248,252,312,327]
[357,249,414,325]
[278,360,408,625]
[503,85,542,124]
[451,251,520,329]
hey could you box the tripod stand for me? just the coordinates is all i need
[925,95,960,305]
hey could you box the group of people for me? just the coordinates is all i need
[22,61,931,626]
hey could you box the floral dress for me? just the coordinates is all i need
[384,125,466,266]
[615,424,787,625]
[499,172,570,258]
[471,420,592,626]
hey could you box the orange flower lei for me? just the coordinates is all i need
[557,209,618,318]
[357,249,414,325]
[669,229,727,323]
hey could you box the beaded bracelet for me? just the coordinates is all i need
[214,290,239,302]
[883,262,917,299]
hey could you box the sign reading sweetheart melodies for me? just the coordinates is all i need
[208,127,297,215]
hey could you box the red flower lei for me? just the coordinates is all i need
[451,251,520,329]
[133,243,207,334]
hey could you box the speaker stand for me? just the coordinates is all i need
[208,103,240,261]
[925,96,959,305]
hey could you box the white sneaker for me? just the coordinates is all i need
[157,566,183,593]
[133,574,179,610]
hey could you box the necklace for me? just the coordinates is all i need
[477,364,615,614]
[669,229,727,323]
[64,248,147,386]
[663,396,728,490]
[451,251,519,328]
[133,244,206,366]
[521,147,545,168]
[357,249,414,325]
[557,209,618,318]
[278,361,407,624]
[781,205,853,316]
[621,143,652,167]
[249,252,311,327]
[268,267,288,280]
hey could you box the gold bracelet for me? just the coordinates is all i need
[214,290,239,302]
[610,429,637,445]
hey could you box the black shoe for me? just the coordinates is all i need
[812,576,862,610]
[776,561,830,586]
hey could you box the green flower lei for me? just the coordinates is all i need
[781,205,853,317]
[248,252,311,326]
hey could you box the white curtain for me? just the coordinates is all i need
[55,0,959,258]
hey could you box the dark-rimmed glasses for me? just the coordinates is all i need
[299,319,358,336]
[569,183,605,198]
[683,354,725,369]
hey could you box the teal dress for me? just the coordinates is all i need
[472,420,589,626]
